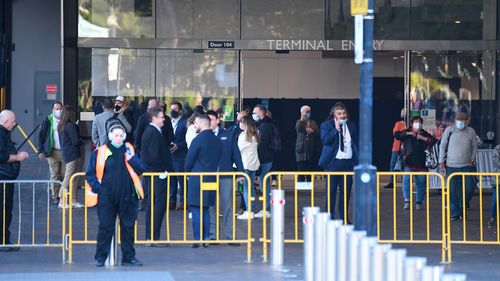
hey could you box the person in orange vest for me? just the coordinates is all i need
[86,125,146,267]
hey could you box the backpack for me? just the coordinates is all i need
[105,113,125,133]
[269,123,282,152]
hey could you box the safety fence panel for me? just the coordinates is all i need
[446,172,500,262]
[68,172,253,263]
[377,172,448,263]
[0,180,66,262]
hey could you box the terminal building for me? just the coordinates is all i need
[0,0,499,170]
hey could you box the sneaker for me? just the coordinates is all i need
[416,203,423,210]
[58,202,69,209]
[188,212,192,219]
[254,210,271,218]
[237,211,254,220]
[271,179,277,187]
[72,201,84,208]
[451,216,463,221]
[403,202,410,210]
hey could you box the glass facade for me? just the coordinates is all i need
[78,48,238,121]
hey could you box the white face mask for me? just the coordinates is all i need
[412,122,421,130]
[54,110,62,119]
[252,113,259,122]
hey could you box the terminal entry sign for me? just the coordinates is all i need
[351,0,368,15]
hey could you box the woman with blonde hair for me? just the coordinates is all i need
[236,116,260,220]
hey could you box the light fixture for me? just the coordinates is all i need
[455,20,461,24]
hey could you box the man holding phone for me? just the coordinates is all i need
[318,102,359,223]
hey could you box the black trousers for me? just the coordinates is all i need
[95,192,138,262]
[145,177,167,240]
[0,183,14,244]
[297,160,315,181]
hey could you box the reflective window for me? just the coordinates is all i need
[156,0,240,39]
[156,50,239,120]
[409,51,488,140]
[242,0,323,39]
[78,0,155,38]
[410,1,483,40]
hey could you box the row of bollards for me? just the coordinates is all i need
[302,207,467,281]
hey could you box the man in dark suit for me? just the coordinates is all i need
[318,102,359,222]
[140,107,173,243]
[185,114,222,248]
[135,99,174,155]
[169,102,188,210]
[207,110,243,245]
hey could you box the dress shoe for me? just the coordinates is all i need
[383,183,393,189]
[122,257,143,266]
[191,243,201,248]
[145,243,169,247]
[0,245,20,252]
[95,260,105,267]
[228,243,240,247]
[202,243,209,248]
[488,218,496,229]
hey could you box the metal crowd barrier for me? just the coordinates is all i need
[261,171,449,263]
[446,172,500,262]
[68,171,253,263]
[377,172,448,263]
[0,180,66,262]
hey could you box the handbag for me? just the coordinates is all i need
[425,146,438,169]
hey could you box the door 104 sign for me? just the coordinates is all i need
[208,41,234,49]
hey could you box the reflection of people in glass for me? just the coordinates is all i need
[410,87,424,110]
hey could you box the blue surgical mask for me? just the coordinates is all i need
[305,112,311,119]
[340,119,347,126]
[455,120,465,130]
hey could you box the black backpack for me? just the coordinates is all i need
[105,113,125,133]
[269,123,282,152]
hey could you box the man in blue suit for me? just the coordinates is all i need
[318,102,358,222]
[185,114,222,248]
[169,102,188,210]
[207,110,244,245]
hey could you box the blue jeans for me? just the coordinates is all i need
[326,159,353,220]
[243,169,256,212]
[447,166,475,218]
[259,162,273,211]
[402,167,426,204]
[389,151,400,183]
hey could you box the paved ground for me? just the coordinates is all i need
[1,150,500,280]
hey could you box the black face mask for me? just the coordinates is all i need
[171,110,179,118]
[113,105,121,113]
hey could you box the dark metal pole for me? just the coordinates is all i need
[354,0,377,236]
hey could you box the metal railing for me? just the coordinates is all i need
[1,180,66,262]
[446,172,500,262]
[67,171,253,263]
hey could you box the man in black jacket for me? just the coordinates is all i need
[141,107,173,244]
[0,110,28,251]
[135,99,174,155]
[37,101,64,205]
[252,104,276,218]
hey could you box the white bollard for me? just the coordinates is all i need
[421,266,444,281]
[404,257,427,281]
[303,207,320,281]
[271,190,285,266]
[326,220,343,281]
[347,231,367,281]
[314,213,330,281]
[442,274,467,281]
[386,248,407,281]
[335,225,354,281]
[371,244,392,281]
[358,237,378,281]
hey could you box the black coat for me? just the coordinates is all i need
[0,126,20,180]
[134,113,174,153]
[256,116,275,164]
[140,124,173,172]
[60,122,81,163]
[394,129,437,169]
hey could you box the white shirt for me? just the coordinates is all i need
[52,118,61,150]
[171,117,180,135]
[186,124,198,149]
[149,122,162,134]
[335,125,353,159]
[213,127,220,137]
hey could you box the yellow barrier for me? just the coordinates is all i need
[260,171,449,263]
[446,172,500,262]
[0,180,66,262]
[68,171,253,263]
[377,172,448,263]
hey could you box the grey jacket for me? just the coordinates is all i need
[439,126,478,168]
[91,109,132,146]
